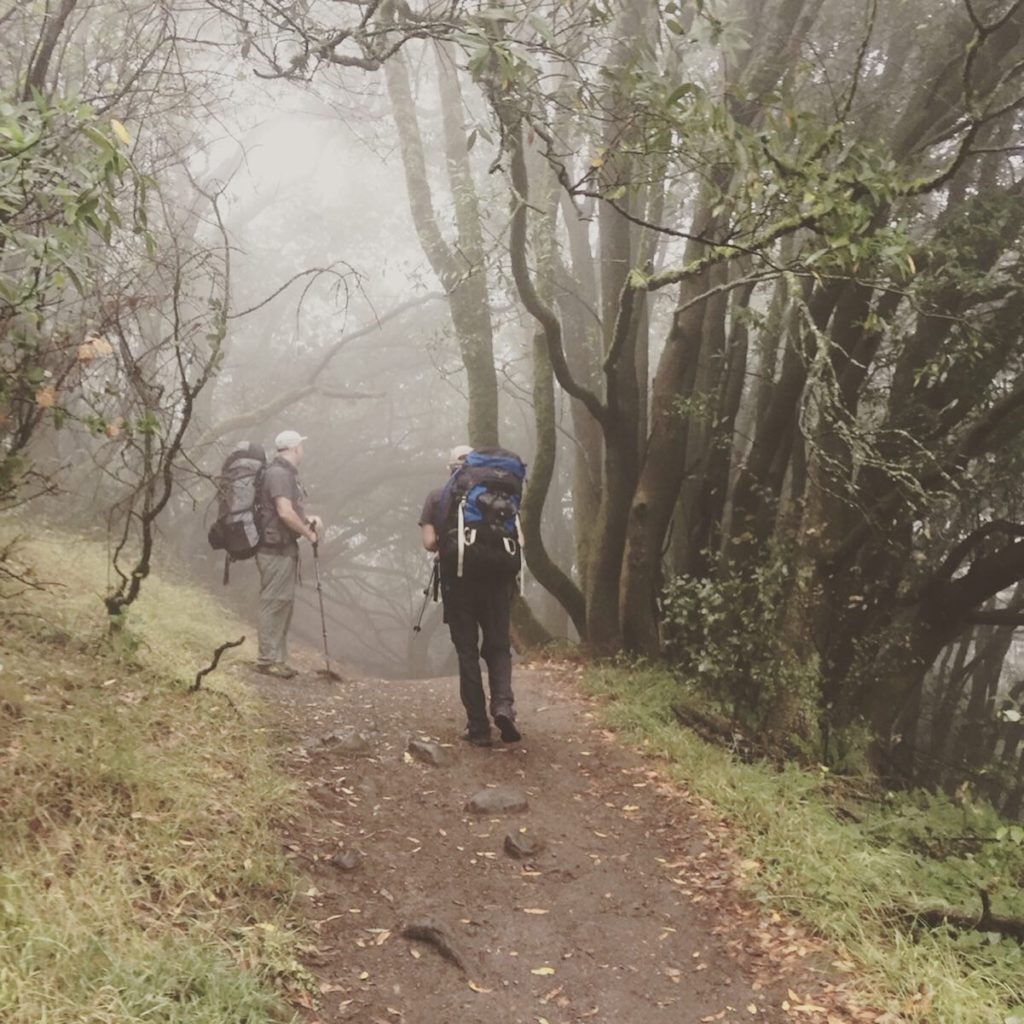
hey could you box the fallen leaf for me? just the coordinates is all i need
[531,966,556,976]
[35,386,56,408]
[292,989,315,1009]
[523,908,550,914]
[468,980,493,993]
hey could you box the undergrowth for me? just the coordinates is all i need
[0,526,306,1023]
[583,663,1024,1024]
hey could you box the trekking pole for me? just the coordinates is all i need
[412,560,439,633]
[311,541,342,682]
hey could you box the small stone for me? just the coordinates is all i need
[319,729,372,755]
[407,739,452,767]
[503,830,545,859]
[465,786,529,815]
[328,849,362,872]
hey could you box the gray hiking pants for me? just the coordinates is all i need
[256,548,298,666]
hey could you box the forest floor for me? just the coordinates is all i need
[246,652,870,1024]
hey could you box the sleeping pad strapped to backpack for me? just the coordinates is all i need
[440,447,526,579]
[207,441,267,583]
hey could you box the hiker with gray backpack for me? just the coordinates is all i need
[209,429,322,679]
[255,430,321,678]
[419,444,526,746]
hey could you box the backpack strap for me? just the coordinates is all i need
[515,513,524,594]
[457,499,465,578]
[222,553,230,586]
[456,498,476,578]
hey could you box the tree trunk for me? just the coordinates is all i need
[385,46,499,445]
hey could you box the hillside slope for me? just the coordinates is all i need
[0,527,306,1024]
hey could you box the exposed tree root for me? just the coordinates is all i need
[400,919,467,973]
[904,889,1024,943]
[190,635,245,693]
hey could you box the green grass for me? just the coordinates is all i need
[583,663,1024,1024]
[0,526,307,1023]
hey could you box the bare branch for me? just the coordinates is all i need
[198,292,443,446]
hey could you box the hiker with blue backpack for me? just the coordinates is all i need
[419,444,527,746]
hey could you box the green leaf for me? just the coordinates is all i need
[528,14,555,44]
[475,8,516,22]
[82,125,116,154]
[667,82,703,105]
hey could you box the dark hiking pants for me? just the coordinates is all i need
[443,573,515,733]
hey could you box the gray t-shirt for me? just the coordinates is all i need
[260,457,305,550]
[419,486,447,530]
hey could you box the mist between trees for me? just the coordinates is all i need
[2,0,1024,812]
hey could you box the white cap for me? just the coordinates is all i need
[275,429,308,451]
[449,444,472,466]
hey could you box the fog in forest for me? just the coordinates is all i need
[4,0,1024,811]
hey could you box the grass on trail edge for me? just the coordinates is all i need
[582,663,1024,1024]
[0,527,310,1024]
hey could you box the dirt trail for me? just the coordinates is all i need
[246,657,847,1024]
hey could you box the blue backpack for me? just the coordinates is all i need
[441,447,526,579]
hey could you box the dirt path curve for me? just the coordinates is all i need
[249,659,842,1024]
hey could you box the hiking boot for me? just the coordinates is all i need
[494,712,522,743]
[256,662,297,679]
[462,728,493,748]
